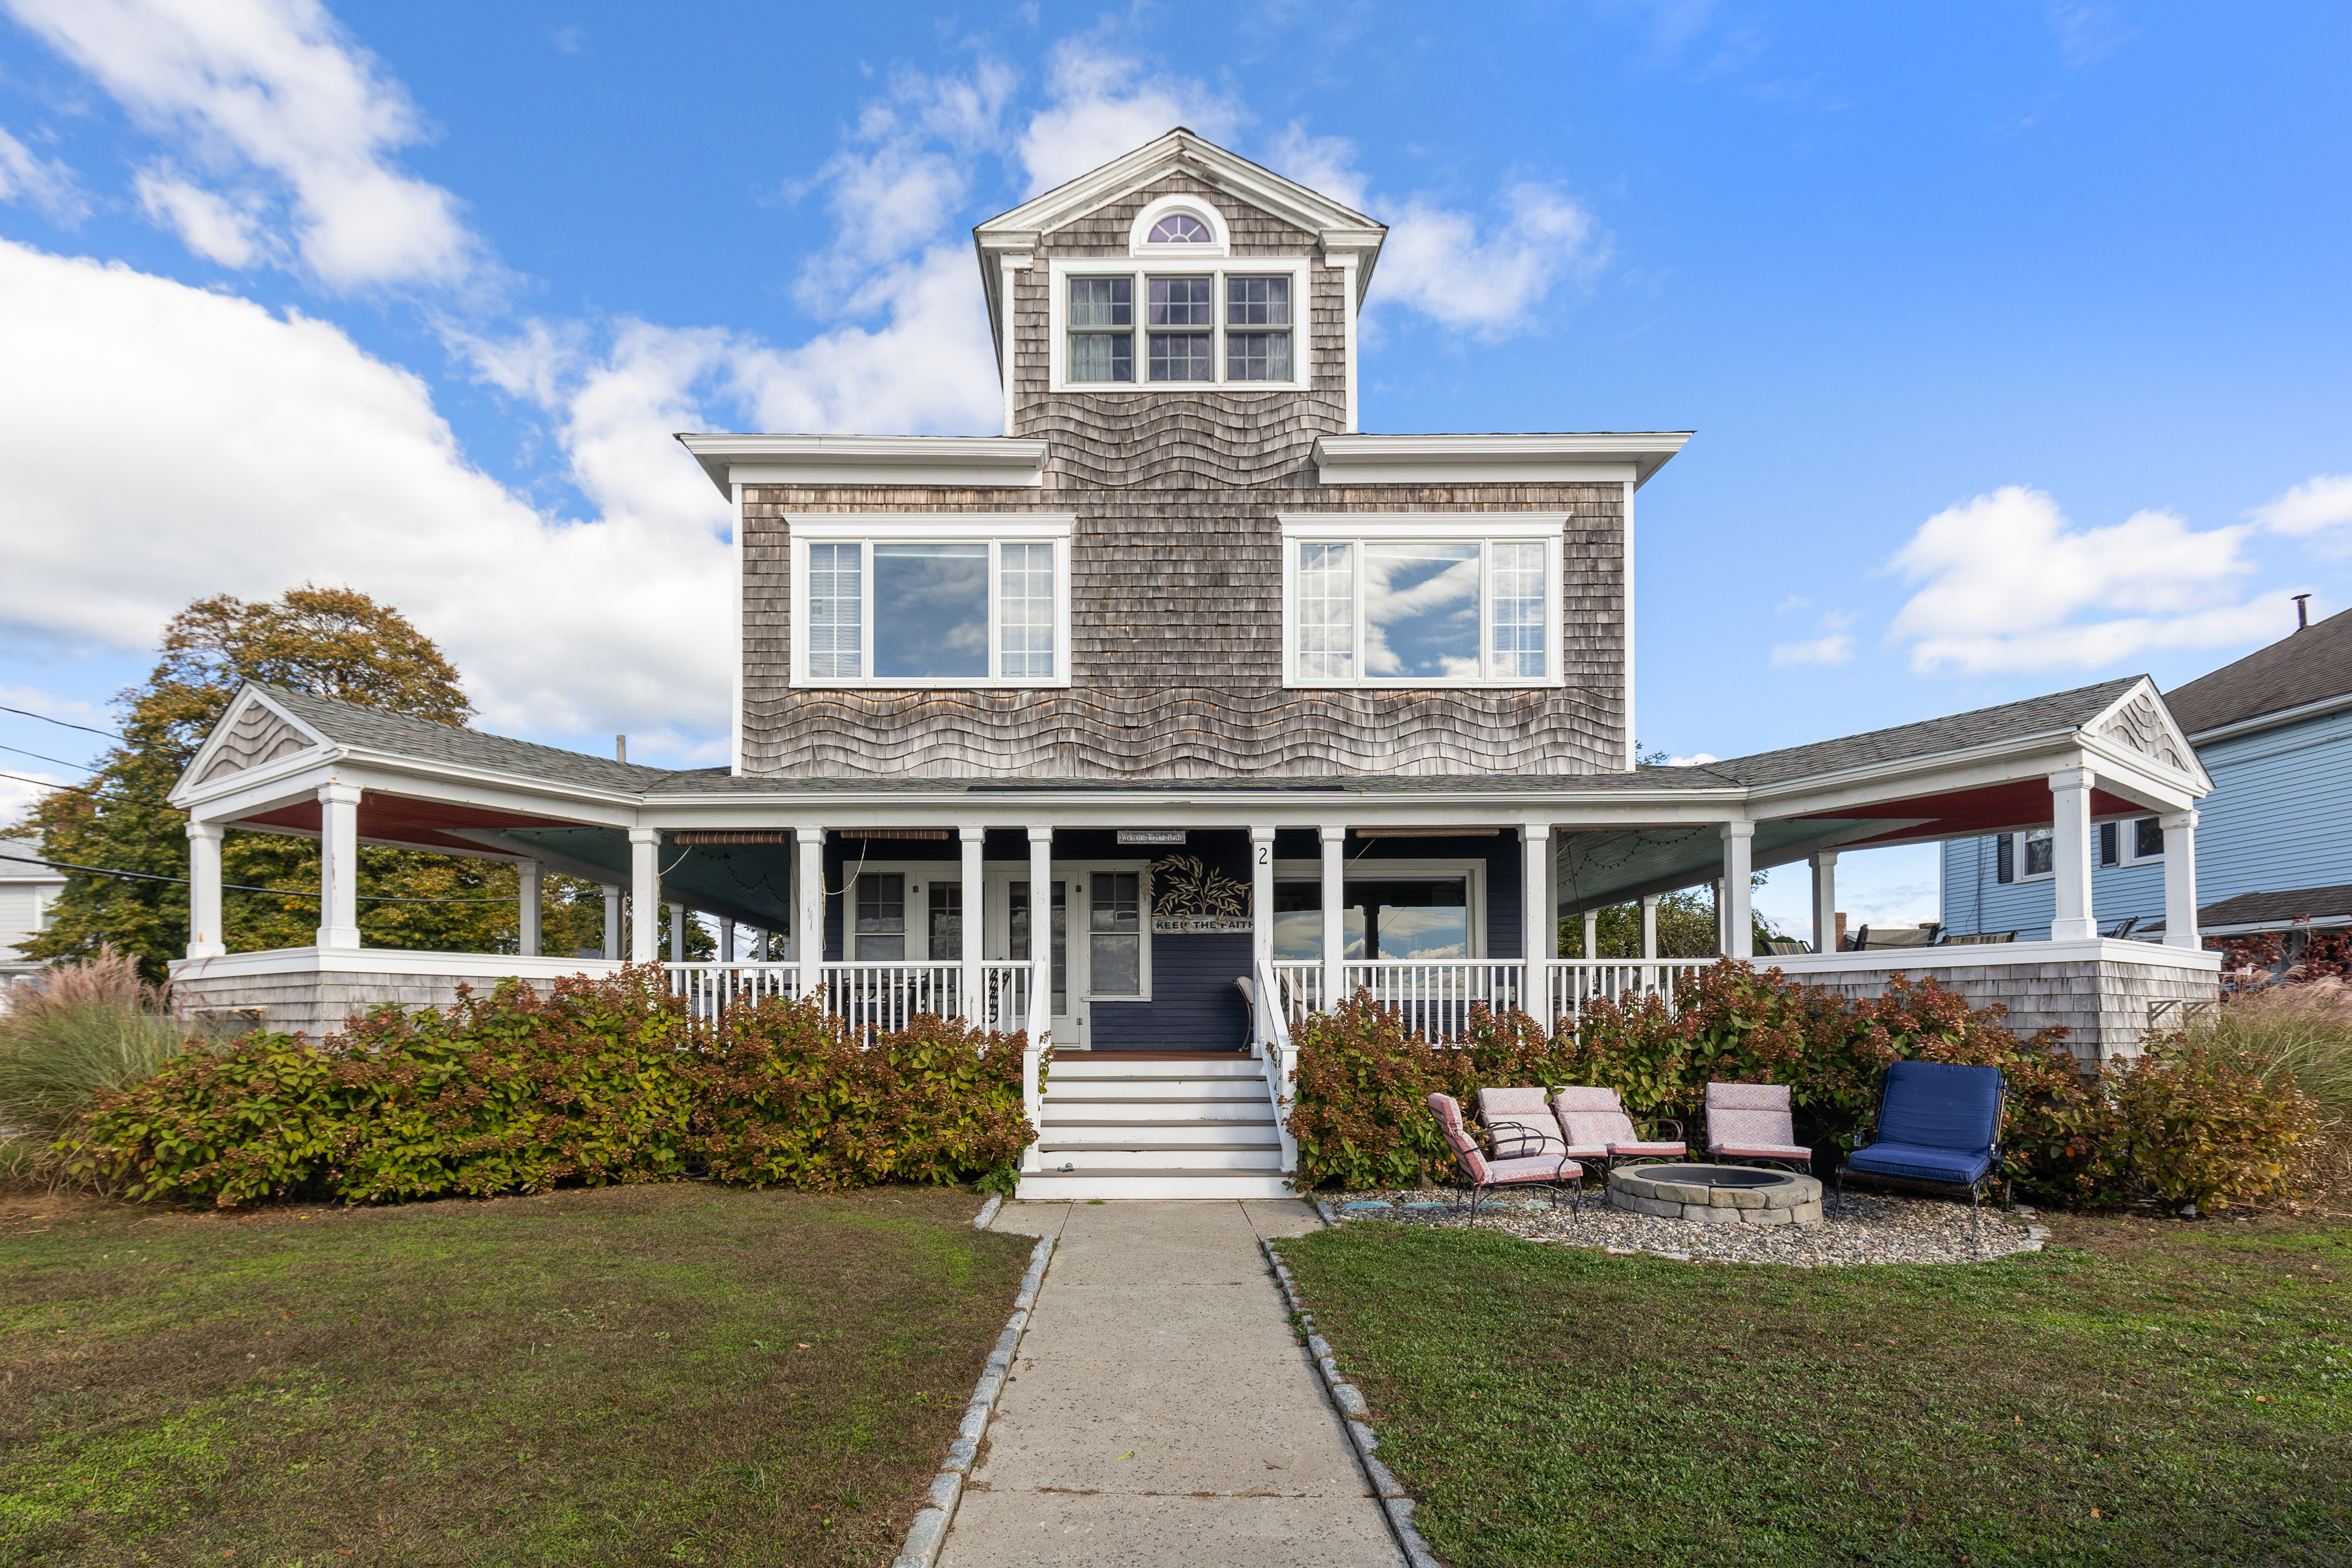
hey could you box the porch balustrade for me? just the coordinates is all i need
[661,960,1033,1035]
[1542,959,1708,1028]
[1264,957,1708,1042]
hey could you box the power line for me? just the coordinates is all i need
[0,852,517,904]
[0,740,96,772]
[0,704,125,741]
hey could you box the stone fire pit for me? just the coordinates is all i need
[1608,1163,1825,1227]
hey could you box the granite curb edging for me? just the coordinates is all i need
[1263,1235,1442,1568]
[890,1232,1055,1568]
[971,1193,1004,1229]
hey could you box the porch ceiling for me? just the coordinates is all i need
[237,792,583,855]
[489,825,796,929]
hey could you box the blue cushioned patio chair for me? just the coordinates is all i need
[1838,1061,2007,1235]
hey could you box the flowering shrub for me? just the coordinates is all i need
[59,967,1032,1207]
[1286,960,2311,1209]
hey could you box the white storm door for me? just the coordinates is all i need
[993,870,1084,1049]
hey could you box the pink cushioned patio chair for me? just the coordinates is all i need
[1549,1086,1686,1180]
[1704,1081,1814,1173]
[1427,1092,1583,1220]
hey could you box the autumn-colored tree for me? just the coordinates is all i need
[1559,880,1779,959]
[13,587,611,980]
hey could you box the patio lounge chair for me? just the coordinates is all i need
[1703,1082,1814,1172]
[1475,1086,1573,1162]
[1838,1061,2007,1235]
[1939,930,2018,946]
[1549,1086,1686,1177]
[1762,937,1812,955]
[1427,1092,1582,1219]
[1852,923,1942,950]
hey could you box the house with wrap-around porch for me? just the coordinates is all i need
[166,129,2221,1199]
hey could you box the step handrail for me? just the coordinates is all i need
[1256,955,1299,1176]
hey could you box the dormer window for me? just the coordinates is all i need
[1148,212,1212,243]
[1053,256,1311,390]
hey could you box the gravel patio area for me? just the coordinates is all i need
[1322,1185,2050,1266]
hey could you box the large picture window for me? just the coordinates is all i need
[1280,517,1564,686]
[790,517,1073,687]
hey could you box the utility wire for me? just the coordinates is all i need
[0,768,125,802]
[0,740,96,772]
[0,852,516,904]
[0,704,125,741]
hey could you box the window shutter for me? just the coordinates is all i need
[2098,822,2120,867]
[1995,835,2013,884]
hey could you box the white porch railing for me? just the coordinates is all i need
[1256,955,1299,1174]
[1543,960,1708,1028]
[661,961,1033,1035]
[1346,959,1526,1037]
[1271,962,1324,1023]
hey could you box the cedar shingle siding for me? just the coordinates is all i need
[738,173,1628,780]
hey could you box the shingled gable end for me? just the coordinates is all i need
[167,131,2220,1191]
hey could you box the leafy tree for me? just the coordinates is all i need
[1560,878,1780,959]
[12,587,608,980]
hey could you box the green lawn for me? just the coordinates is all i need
[0,1183,1030,1566]
[1282,1211,2352,1568]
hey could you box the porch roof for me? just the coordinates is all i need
[167,672,2209,923]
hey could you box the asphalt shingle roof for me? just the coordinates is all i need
[259,685,672,794]
[2160,607,2352,736]
[1689,677,2141,789]
[2195,883,2352,930]
[246,677,2151,802]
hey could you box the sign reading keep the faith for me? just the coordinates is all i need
[1151,915,1255,935]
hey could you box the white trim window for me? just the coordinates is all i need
[1049,255,1313,392]
[1996,827,2056,883]
[2099,816,2166,867]
[1278,516,1566,687]
[789,515,1074,688]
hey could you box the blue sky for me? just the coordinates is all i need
[0,0,2345,935]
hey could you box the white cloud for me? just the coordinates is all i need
[134,168,271,267]
[2047,2,2134,67]
[1016,39,1240,195]
[1262,125,1605,335]
[1770,634,1855,667]
[2249,473,2352,543]
[4,0,479,289]
[1666,751,1718,767]
[0,239,730,746]
[1886,485,2278,675]
[0,125,86,221]
[0,770,72,833]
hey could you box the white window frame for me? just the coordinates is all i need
[2118,814,2165,866]
[1129,194,1231,257]
[1276,515,1567,689]
[1071,859,1152,1002]
[787,514,1074,689]
[2009,828,2056,883]
[1048,255,1314,393]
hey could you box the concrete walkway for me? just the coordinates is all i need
[939,1199,1403,1567]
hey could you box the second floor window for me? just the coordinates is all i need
[1282,523,1562,685]
[794,522,1072,687]
[1059,262,1308,389]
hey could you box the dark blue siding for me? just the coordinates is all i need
[1093,933,1253,1051]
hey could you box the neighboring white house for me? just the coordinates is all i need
[0,837,64,988]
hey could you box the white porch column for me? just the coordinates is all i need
[666,901,685,963]
[1809,850,1838,955]
[796,827,826,999]
[517,859,542,958]
[1713,879,1729,954]
[628,828,660,962]
[1319,824,1347,1009]
[185,820,225,959]
[1639,894,1660,961]
[601,885,620,959]
[1582,910,1600,962]
[316,782,362,949]
[2048,769,2098,941]
[959,826,985,1021]
[2162,809,2201,948]
[1720,823,1755,959]
[1249,825,1276,1048]
[1521,824,1553,968]
[1026,826,1053,1039]
[718,918,735,963]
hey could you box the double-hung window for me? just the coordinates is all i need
[790,516,1073,687]
[1053,256,1311,390]
[1279,516,1564,686]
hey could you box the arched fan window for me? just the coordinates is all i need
[1146,212,1212,243]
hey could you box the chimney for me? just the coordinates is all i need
[615,734,628,763]
[1834,911,1848,952]
[2295,594,2312,631]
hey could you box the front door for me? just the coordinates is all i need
[991,871,1084,1049]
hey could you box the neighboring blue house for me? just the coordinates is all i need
[1942,604,2352,948]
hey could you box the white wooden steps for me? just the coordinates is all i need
[1015,1052,1295,1200]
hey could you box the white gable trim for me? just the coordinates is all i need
[2086,677,2211,791]
[172,686,331,804]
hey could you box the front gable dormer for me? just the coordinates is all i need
[974,128,1386,435]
